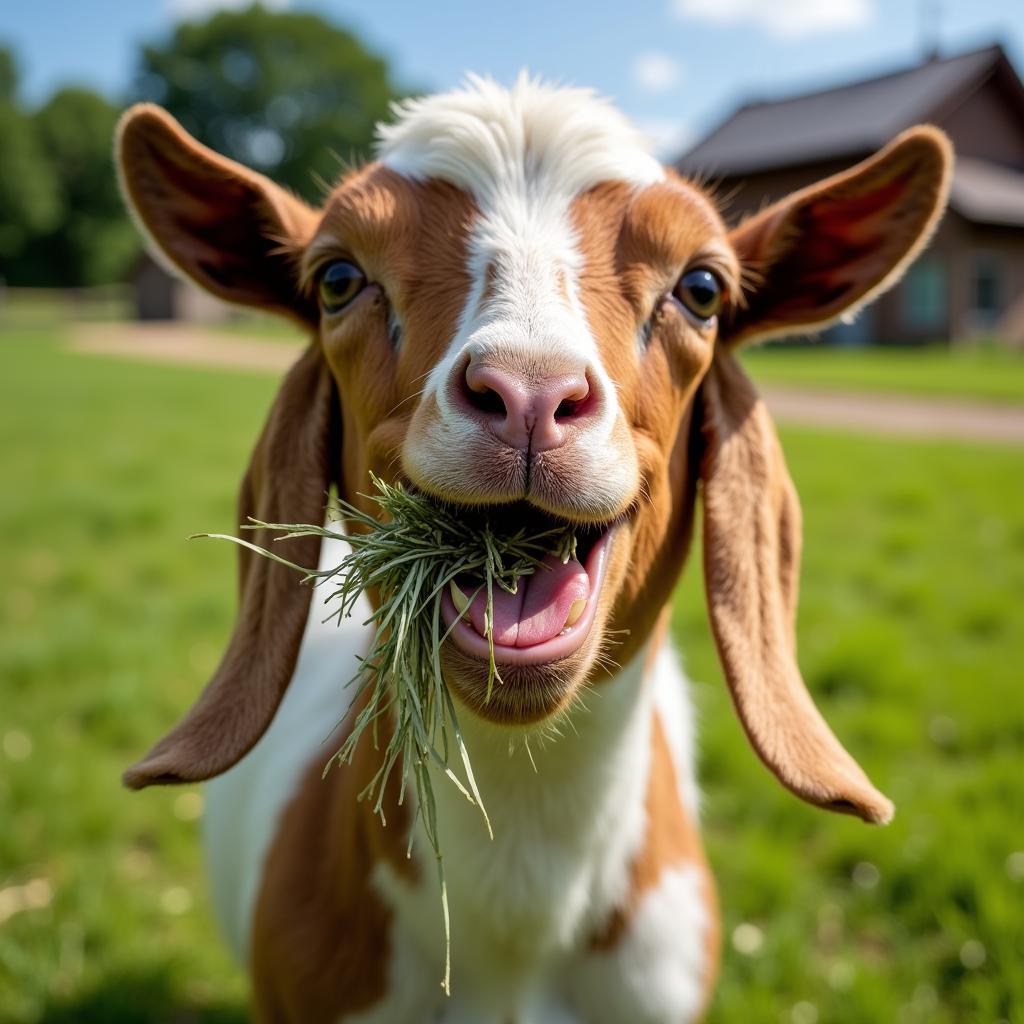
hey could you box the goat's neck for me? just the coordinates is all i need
[411,646,655,959]
[456,649,651,834]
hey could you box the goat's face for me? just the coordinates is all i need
[117,80,950,822]
[300,163,735,723]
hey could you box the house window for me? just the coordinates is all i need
[901,257,947,333]
[972,254,1004,328]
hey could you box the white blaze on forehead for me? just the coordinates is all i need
[377,74,663,463]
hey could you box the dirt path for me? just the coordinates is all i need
[68,322,1024,446]
[761,386,1024,446]
[68,322,301,374]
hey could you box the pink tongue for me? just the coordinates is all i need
[465,554,590,648]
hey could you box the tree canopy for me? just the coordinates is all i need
[21,88,140,286]
[132,5,399,201]
[1,6,401,286]
[0,50,61,282]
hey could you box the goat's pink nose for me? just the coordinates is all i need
[458,360,595,452]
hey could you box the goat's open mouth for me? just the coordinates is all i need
[438,502,618,667]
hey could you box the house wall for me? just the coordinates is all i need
[134,258,177,321]
[132,254,232,323]
[177,280,233,323]
[957,219,1024,347]
[854,214,1024,348]
[941,77,1024,169]
[694,159,1024,347]
[873,216,961,345]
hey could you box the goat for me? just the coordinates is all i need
[116,76,951,1023]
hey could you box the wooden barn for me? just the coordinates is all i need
[132,252,231,323]
[677,44,1024,347]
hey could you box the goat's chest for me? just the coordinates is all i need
[358,666,714,1024]
[362,854,712,1024]
[412,670,655,968]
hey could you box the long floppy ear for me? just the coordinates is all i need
[694,128,952,821]
[723,125,952,347]
[118,105,337,786]
[698,352,893,823]
[116,103,318,325]
[124,341,338,787]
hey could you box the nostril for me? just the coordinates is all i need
[467,385,507,417]
[457,359,512,420]
[552,373,595,422]
[460,362,516,421]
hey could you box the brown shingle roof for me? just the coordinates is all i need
[951,157,1024,227]
[676,46,1003,177]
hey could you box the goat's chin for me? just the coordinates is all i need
[440,640,600,726]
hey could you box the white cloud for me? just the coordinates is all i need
[632,51,684,95]
[168,0,289,18]
[636,117,695,161]
[671,0,873,39]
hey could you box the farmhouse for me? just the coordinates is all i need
[131,252,232,322]
[677,44,1024,347]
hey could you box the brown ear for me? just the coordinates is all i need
[699,351,893,824]
[124,342,338,788]
[116,103,318,325]
[723,125,952,348]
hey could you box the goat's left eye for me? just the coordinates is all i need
[318,260,366,313]
[673,268,723,323]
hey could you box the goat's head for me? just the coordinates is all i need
[118,78,951,824]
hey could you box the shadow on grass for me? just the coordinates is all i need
[38,967,247,1024]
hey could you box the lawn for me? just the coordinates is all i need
[742,343,1024,405]
[1,330,1022,1023]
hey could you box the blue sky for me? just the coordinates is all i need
[3,0,1024,158]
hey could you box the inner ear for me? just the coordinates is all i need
[117,103,319,326]
[722,125,952,348]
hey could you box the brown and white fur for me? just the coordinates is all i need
[116,75,952,1023]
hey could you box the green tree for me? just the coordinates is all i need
[19,88,140,286]
[0,48,60,282]
[132,5,399,201]
[0,48,18,101]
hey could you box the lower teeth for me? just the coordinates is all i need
[564,598,587,628]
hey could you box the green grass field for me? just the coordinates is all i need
[742,344,1024,405]
[2,330,1022,1023]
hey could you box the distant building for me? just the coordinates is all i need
[677,44,1024,347]
[132,253,232,323]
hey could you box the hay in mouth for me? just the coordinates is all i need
[196,475,610,992]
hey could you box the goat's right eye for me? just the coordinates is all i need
[318,261,366,313]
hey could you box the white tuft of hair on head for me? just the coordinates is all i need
[376,71,664,204]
